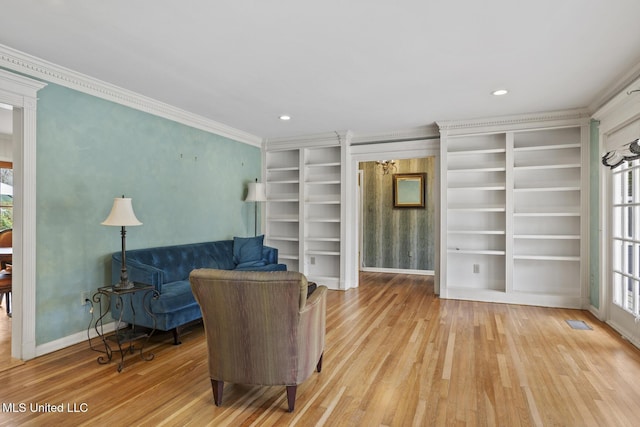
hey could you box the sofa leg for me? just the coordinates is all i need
[172,327,182,345]
[211,379,224,406]
[286,385,297,412]
[317,352,323,373]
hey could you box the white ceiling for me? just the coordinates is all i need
[2,0,640,140]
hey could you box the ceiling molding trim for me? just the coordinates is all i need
[592,74,640,134]
[0,44,262,147]
[350,138,440,157]
[437,108,591,136]
[265,130,348,151]
[589,60,640,114]
[350,124,439,145]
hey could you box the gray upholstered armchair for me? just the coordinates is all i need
[189,269,327,412]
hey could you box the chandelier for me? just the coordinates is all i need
[376,160,397,175]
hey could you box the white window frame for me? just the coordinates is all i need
[595,83,640,347]
[610,161,640,317]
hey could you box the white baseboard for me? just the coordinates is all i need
[361,267,434,276]
[587,304,603,320]
[35,321,119,357]
[606,319,640,351]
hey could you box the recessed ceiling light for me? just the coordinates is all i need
[492,89,508,96]
[0,103,13,110]
[279,115,291,121]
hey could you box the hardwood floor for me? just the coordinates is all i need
[1,272,640,426]
[0,295,23,373]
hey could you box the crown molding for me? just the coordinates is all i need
[265,126,441,151]
[350,124,439,145]
[350,138,440,157]
[0,44,262,147]
[437,108,591,136]
[589,60,640,115]
[264,130,349,151]
[592,74,640,135]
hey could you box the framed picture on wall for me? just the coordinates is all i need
[393,173,426,208]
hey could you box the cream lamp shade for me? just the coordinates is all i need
[102,197,143,226]
[245,182,267,202]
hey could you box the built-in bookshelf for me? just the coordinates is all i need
[304,146,342,287]
[446,133,508,292]
[512,127,583,297]
[439,111,589,307]
[265,148,301,272]
[264,134,345,289]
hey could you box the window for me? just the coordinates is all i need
[612,160,640,315]
[0,161,12,230]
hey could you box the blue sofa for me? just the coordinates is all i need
[110,237,286,344]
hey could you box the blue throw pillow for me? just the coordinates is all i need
[233,235,265,264]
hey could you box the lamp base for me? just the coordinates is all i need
[114,280,135,289]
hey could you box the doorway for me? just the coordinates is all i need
[0,69,46,361]
[345,138,440,290]
[0,104,13,368]
[602,118,640,347]
[358,158,436,274]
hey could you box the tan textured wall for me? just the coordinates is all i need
[360,157,435,270]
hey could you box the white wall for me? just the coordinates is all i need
[0,105,12,162]
[0,133,12,161]
[0,106,12,134]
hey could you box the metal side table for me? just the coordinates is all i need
[88,283,159,372]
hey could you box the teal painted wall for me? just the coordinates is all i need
[35,84,261,345]
[590,119,600,309]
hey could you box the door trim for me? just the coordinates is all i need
[0,69,47,360]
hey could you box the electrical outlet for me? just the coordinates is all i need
[81,291,90,306]
[310,256,316,265]
[473,264,480,274]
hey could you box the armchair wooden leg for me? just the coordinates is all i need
[172,327,182,345]
[211,379,224,406]
[316,352,323,373]
[286,385,297,412]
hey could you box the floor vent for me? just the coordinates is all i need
[566,320,592,330]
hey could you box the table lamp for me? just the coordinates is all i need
[245,178,267,236]
[102,196,142,288]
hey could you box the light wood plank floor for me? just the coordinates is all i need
[0,295,23,373]
[1,272,640,426]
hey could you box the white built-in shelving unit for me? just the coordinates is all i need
[445,133,508,292]
[264,133,346,289]
[264,148,301,271]
[512,128,583,298]
[439,111,589,307]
